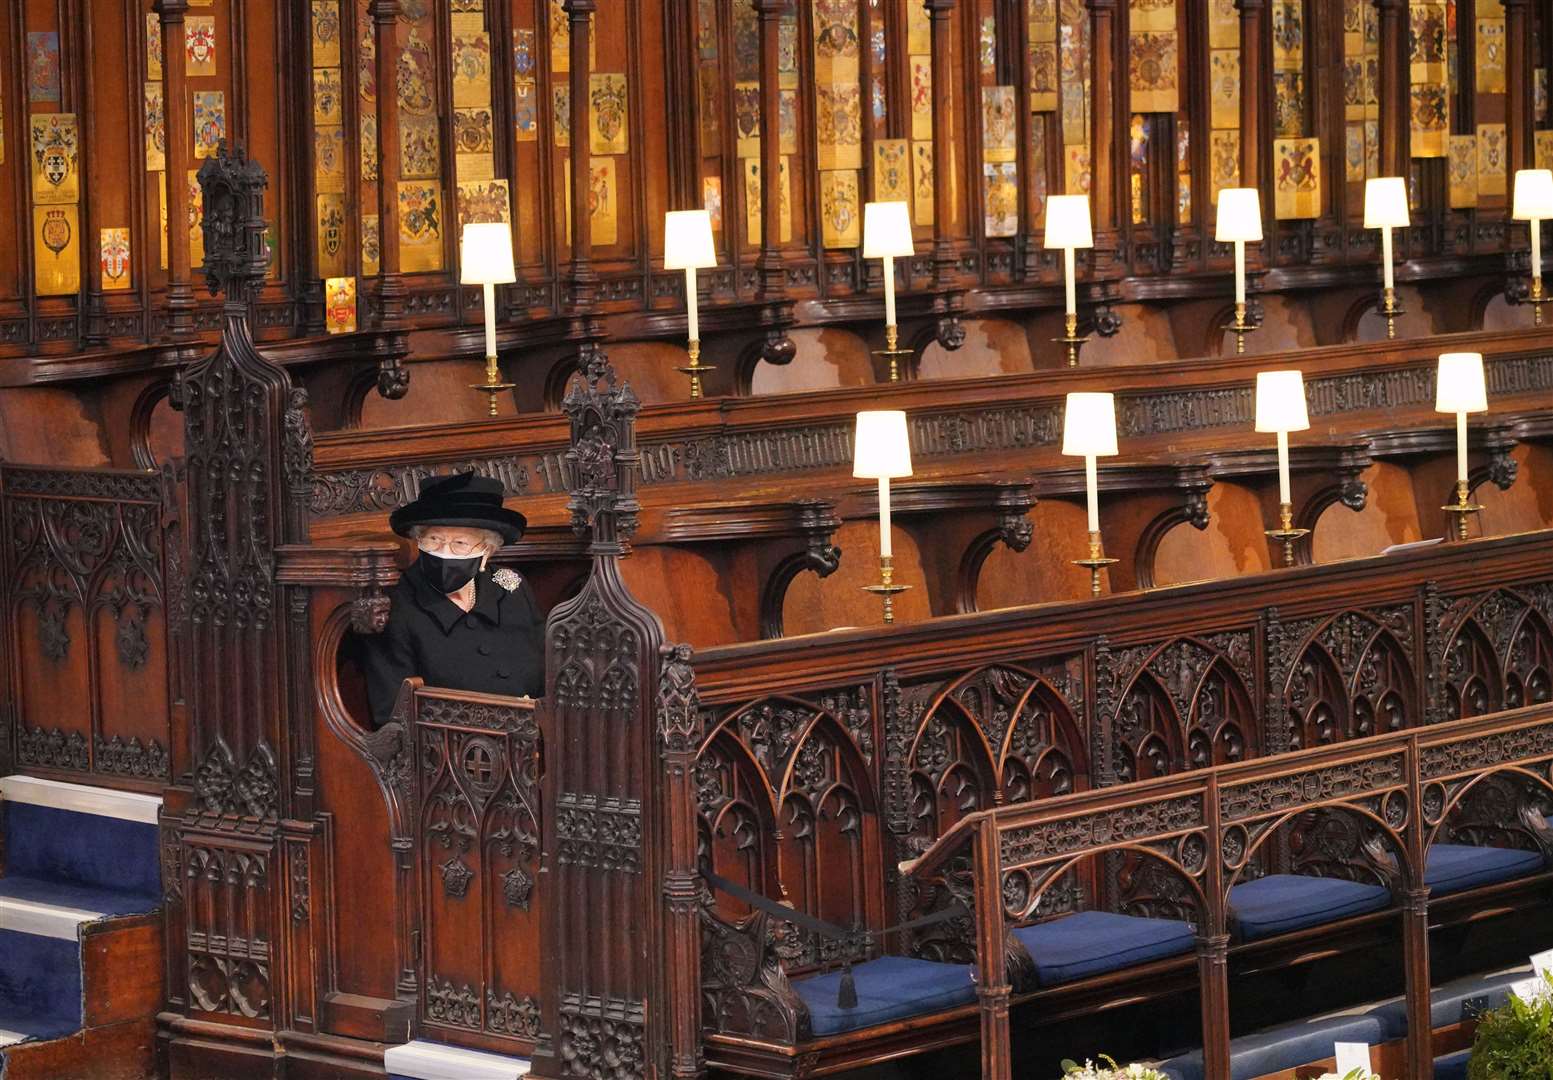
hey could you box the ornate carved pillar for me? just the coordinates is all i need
[658,647,707,1080]
[1376,0,1409,176]
[1236,0,1264,190]
[566,0,599,314]
[927,0,957,288]
[1010,0,1041,278]
[1199,774,1232,1080]
[1087,0,1121,271]
[162,144,315,1057]
[529,348,672,1080]
[371,0,405,329]
[1401,741,1433,1080]
[156,0,197,341]
[1506,0,1533,171]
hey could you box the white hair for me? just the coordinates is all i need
[408,525,505,549]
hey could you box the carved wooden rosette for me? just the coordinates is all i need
[163,144,320,1037]
[531,350,671,1080]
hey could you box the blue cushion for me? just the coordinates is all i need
[0,930,82,1031]
[2,803,161,901]
[1228,874,1391,941]
[1433,1049,1471,1080]
[1012,910,1195,987]
[791,956,976,1036]
[1158,1012,1389,1080]
[1425,844,1545,897]
[1366,968,1530,1038]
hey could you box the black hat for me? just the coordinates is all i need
[389,472,527,544]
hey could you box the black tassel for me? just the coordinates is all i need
[836,963,858,1010]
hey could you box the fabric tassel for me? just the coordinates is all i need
[836,962,858,1009]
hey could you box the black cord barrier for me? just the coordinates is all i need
[703,869,969,1010]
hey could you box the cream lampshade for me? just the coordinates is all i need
[460,222,517,285]
[1512,170,1553,221]
[1254,370,1310,432]
[1062,393,1119,456]
[1436,352,1487,414]
[1214,188,1263,242]
[663,210,716,270]
[863,201,915,258]
[1363,178,1410,229]
[1043,195,1094,249]
[853,410,913,478]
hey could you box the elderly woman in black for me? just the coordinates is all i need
[361,472,543,727]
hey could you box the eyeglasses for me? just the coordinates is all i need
[419,534,487,556]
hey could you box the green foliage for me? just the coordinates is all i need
[1467,973,1553,1080]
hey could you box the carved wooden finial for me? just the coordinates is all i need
[196,139,270,302]
[561,343,642,548]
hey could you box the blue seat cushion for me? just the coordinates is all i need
[1158,1012,1389,1080]
[1012,910,1195,987]
[791,956,976,1037]
[1228,874,1391,941]
[1366,967,1530,1038]
[1425,844,1544,897]
[0,874,160,919]
[1433,1050,1471,1080]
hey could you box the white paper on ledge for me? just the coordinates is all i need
[1333,1042,1373,1077]
[1531,948,1553,977]
[1511,976,1548,1003]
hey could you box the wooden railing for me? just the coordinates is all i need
[901,702,1553,1080]
[683,530,1553,1053]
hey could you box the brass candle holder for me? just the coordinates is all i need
[873,323,914,383]
[675,339,716,399]
[1071,531,1118,598]
[1225,301,1255,355]
[1264,501,1311,567]
[470,356,515,418]
[1526,275,1551,326]
[1055,311,1088,368]
[1381,286,1403,340]
[861,555,911,624]
[1441,480,1484,541]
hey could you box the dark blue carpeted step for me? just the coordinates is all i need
[1,776,161,901]
[0,928,83,1038]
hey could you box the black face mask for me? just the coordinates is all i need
[416,550,483,594]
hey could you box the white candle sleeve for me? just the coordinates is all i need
[1234,241,1246,305]
[1064,247,1077,316]
[878,477,893,558]
[483,282,498,360]
[883,254,897,328]
[1381,227,1395,291]
[1277,430,1292,506]
[1534,221,1543,283]
[685,266,699,343]
[1456,411,1469,486]
[1085,455,1099,533]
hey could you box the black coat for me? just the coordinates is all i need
[362,561,545,727]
